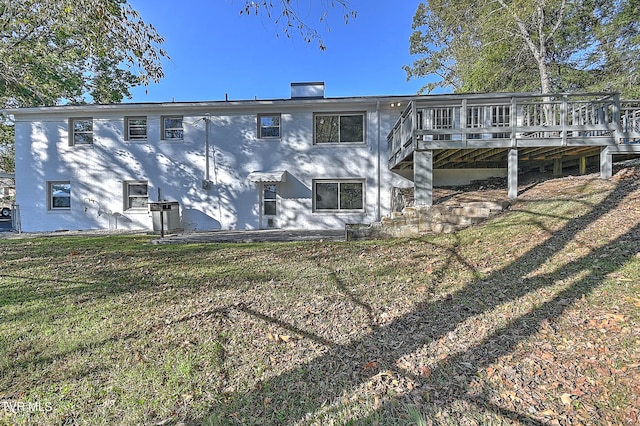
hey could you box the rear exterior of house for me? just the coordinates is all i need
[12,83,414,233]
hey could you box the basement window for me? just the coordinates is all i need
[124,181,149,211]
[313,179,364,211]
[48,181,71,210]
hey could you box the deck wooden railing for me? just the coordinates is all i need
[621,101,640,143]
[388,93,640,169]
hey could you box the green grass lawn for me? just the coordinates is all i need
[1,170,639,425]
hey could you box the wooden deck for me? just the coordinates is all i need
[387,92,640,205]
[388,92,640,173]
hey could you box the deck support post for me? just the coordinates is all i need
[600,146,612,179]
[508,148,518,199]
[553,158,563,176]
[414,150,433,206]
[579,157,587,175]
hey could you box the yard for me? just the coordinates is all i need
[1,164,639,425]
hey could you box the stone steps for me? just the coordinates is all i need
[346,200,510,240]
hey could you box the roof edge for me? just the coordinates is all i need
[7,94,417,115]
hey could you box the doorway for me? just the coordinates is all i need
[260,183,278,229]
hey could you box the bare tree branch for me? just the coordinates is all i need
[239,0,355,50]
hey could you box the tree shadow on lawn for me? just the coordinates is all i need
[358,223,640,424]
[192,177,640,425]
[0,244,273,324]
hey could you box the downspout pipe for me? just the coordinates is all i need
[202,113,223,227]
[376,101,382,222]
[204,113,210,182]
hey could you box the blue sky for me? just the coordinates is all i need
[126,0,438,103]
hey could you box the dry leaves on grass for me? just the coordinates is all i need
[1,162,639,425]
[482,292,640,425]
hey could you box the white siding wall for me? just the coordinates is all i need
[14,102,411,232]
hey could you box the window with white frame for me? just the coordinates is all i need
[258,114,281,139]
[161,116,184,140]
[124,181,148,210]
[69,118,93,145]
[125,116,148,141]
[263,184,277,215]
[314,113,365,144]
[313,180,364,211]
[48,181,71,210]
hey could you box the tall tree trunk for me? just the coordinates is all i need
[498,0,565,96]
[498,0,565,124]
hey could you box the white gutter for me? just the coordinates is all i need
[7,95,417,117]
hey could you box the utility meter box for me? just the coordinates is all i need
[150,201,181,233]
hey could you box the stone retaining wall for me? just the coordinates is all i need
[346,200,510,240]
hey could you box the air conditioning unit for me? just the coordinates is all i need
[202,180,211,190]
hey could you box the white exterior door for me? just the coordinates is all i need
[260,183,278,229]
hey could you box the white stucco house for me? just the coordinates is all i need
[12,83,640,234]
[11,83,415,233]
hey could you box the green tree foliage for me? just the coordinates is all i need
[0,0,168,107]
[586,0,640,96]
[405,0,640,97]
[0,0,169,173]
[0,123,14,173]
[0,1,356,173]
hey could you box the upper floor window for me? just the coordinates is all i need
[125,116,147,141]
[314,113,364,144]
[161,116,183,141]
[69,118,93,145]
[48,181,71,210]
[258,114,281,139]
[313,179,364,212]
[124,180,148,211]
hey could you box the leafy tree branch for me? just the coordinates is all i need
[0,0,168,107]
[405,0,640,97]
